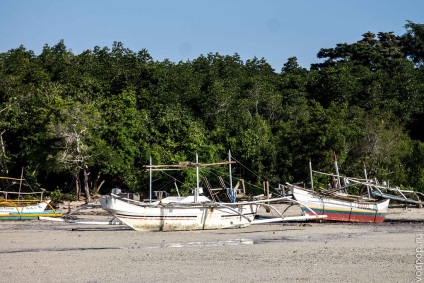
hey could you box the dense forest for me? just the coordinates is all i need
[1,21,424,200]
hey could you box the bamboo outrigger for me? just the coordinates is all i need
[0,176,61,220]
[289,155,391,223]
[100,151,326,231]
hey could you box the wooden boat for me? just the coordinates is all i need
[101,194,259,231]
[0,177,62,220]
[287,154,390,223]
[101,152,326,231]
[0,198,62,220]
[101,194,327,231]
[288,184,389,223]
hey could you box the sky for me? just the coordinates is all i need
[0,0,423,71]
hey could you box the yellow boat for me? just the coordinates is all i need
[0,176,62,220]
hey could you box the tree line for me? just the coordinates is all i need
[1,21,424,200]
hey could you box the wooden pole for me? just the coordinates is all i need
[363,162,371,199]
[228,150,233,192]
[19,167,23,199]
[149,156,152,202]
[333,152,341,189]
[174,179,180,197]
[309,159,314,191]
[266,181,270,199]
[195,153,199,203]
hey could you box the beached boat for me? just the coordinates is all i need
[287,155,390,223]
[100,154,260,231]
[0,177,62,220]
[101,194,259,231]
[101,186,328,231]
[100,153,326,231]
[0,198,62,220]
[288,184,390,223]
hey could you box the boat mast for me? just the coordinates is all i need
[149,156,152,203]
[333,152,341,189]
[195,153,199,203]
[174,179,180,197]
[363,162,371,199]
[229,150,233,192]
[309,158,314,191]
[228,150,235,202]
[19,167,23,199]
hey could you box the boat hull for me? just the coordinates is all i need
[0,210,62,220]
[0,200,62,220]
[291,186,390,223]
[101,196,258,231]
[0,201,49,213]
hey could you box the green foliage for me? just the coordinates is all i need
[1,22,424,196]
[50,189,77,204]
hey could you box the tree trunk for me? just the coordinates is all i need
[92,171,102,195]
[75,174,81,201]
[83,165,91,203]
[0,130,8,175]
[95,180,105,195]
[92,174,105,196]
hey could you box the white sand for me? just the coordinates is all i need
[0,205,423,283]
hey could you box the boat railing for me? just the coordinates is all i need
[0,199,62,218]
[111,193,160,206]
[223,195,326,222]
[347,178,424,203]
[0,190,45,202]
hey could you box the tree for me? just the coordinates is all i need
[99,88,149,190]
[402,21,424,67]
[47,101,101,202]
[344,108,412,185]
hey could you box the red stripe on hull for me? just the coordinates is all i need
[305,212,386,223]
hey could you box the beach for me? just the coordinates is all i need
[0,205,423,283]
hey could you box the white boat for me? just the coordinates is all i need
[101,194,258,231]
[288,184,390,223]
[288,155,390,223]
[0,198,49,213]
[100,152,326,231]
[0,179,62,220]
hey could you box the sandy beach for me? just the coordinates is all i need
[0,204,423,283]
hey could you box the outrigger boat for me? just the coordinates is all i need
[101,152,327,231]
[288,184,390,223]
[288,155,390,223]
[0,177,62,220]
[335,175,424,207]
[40,202,123,225]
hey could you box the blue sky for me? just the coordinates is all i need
[0,0,423,71]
